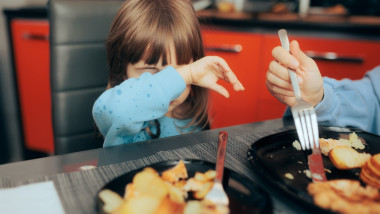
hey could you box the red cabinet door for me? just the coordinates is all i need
[11,19,54,154]
[202,29,263,128]
[285,35,380,80]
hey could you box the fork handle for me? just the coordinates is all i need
[278,29,302,100]
[216,131,228,182]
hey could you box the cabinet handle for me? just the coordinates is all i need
[23,33,49,41]
[305,51,363,64]
[205,44,242,53]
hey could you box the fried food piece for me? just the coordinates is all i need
[360,154,380,189]
[98,189,124,213]
[194,170,216,182]
[102,160,225,214]
[155,196,185,214]
[308,179,380,214]
[183,200,203,214]
[329,146,371,169]
[114,194,161,214]
[132,167,169,199]
[193,181,213,200]
[370,154,380,173]
[161,160,188,183]
[183,200,229,214]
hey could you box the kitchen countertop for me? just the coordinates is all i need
[197,9,380,40]
[4,6,380,40]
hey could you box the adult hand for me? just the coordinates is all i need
[266,40,324,107]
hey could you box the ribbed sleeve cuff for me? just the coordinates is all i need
[315,81,337,116]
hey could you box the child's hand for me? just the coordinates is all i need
[178,56,245,98]
[266,40,324,107]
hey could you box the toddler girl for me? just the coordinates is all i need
[93,0,244,147]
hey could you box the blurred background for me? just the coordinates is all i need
[0,0,48,164]
[1,0,380,165]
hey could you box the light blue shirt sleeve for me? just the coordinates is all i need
[315,67,380,135]
[283,67,380,135]
[92,66,186,146]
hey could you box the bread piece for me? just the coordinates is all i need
[319,133,366,157]
[329,146,371,169]
[349,132,365,149]
[320,138,350,156]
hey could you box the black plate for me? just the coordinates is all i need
[247,126,380,213]
[96,160,272,214]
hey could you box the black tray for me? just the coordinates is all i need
[96,159,272,214]
[247,126,380,213]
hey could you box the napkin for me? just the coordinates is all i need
[0,181,65,214]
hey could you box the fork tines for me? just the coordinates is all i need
[292,107,319,150]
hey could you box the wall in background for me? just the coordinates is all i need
[0,0,47,163]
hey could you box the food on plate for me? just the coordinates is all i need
[319,132,365,156]
[161,160,188,183]
[284,173,294,180]
[307,179,380,214]
[99,160,229,214]
[360,154,380,189]
[98,189,124,213]
[329,146,371,170]
[292,140,301,151]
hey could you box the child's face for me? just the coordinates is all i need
[126,43,191,117]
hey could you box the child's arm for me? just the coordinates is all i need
[92,67,185,145]
[176,56,245,98]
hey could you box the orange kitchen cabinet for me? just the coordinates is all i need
[257,33,380,122]
[10,19,54,154]
[202,29,263,128]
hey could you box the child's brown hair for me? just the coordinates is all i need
[106,0,209,131]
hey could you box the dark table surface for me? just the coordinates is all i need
[0,118,289,178]
[0,117,317,214]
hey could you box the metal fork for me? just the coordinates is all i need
[205,131,229,206]
[278,29,319,151]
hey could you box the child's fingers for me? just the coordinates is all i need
[224,71,245,91]
[216,62,245,91]
[209,83,230,98]
[233,80,245,91]
[215,56,232,72]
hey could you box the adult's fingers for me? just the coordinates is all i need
[268,60,291,83]
[290,40,311,64]
[266,68,292,90]
[266,80,294,97]
[272,46,299,70]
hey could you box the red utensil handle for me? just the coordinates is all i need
[216,131,228,182]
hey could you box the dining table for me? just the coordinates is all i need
[0,117,315,214]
